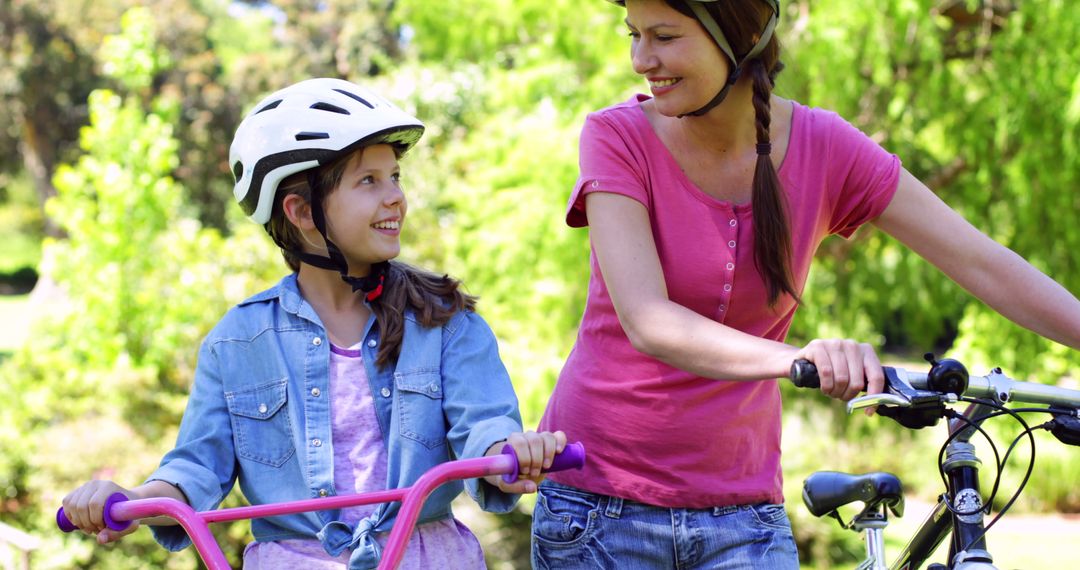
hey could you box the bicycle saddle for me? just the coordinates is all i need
[802,471,904,518]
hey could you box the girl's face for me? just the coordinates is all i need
[625,0,730,117]
[322,144,406,276]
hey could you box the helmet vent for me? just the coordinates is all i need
[310,102,350,115]
[232,161,244,182]
[295,131,330,141]
[333,89,375,109]
[254,100,282,114]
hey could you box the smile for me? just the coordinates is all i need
[649,78,680,88]
[372,220,400,230]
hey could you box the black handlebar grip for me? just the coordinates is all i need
[790,359,820,389]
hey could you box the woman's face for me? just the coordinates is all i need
[625,0,730,117]
[321,144,406,276]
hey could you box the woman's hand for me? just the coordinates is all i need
[484,430,568,494]
[795,339,884,403]
[61,480,140,544]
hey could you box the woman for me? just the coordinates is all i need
[533,1,1080,568]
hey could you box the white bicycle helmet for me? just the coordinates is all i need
[230,77,425,224]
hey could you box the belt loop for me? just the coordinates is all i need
[712,505,738,516]
[604,495,624,519]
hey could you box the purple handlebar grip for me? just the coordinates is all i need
[56,492,132,533]
[500,441,586,484]
[56,507,77,532]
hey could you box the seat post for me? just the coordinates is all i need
[851,511,889,570]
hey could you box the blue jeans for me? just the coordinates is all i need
[531,481,799,569]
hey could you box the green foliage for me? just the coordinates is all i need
[99,7,172,92]
[2,1,1080,568]
[0,13,279,567]
[781,0,1080,379]
[0,171,43,276]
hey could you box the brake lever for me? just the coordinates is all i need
[843,366,915,414]
[874,367,953,428]
[846,393,910,414]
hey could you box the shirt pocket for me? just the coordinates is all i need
[394,370,446,449]
[225,378,296,467]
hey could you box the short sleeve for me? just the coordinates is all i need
[825,113,901,238]
[566,112,650,228]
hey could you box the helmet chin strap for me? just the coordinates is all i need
[680,1,778,118]
[678,66,742,118]
[274,171,389,302]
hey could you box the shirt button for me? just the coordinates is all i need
[723,284,732,292]
[591,180,599,188]
[312,337,322,346]
[429,384,439,393]
[728,240,736,248]
[729,219,737,227]
[726,262,735,270]
[310,387,321,397]
[719,304,726,311]
[311,438,322,447]
[367,339,377,348]
[380,387,391,398]
[258,403,268,414]
[318,489,328,497]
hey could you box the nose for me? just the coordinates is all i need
[631,38,656,76]
[382,180,405,207]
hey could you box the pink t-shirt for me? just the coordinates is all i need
[539,94,900,508]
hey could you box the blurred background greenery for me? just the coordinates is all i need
[0,0,1078,568]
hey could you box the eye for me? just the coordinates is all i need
[391,172,401,183]
[656,34,675,42]
[627,30,641,39]
[360,175,375,184]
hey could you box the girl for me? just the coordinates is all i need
[61,78,566,570]
[534,1,1080,568]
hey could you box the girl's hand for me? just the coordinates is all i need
[61,480,140,544]
[794,339,884,405]
[484,430,568,494]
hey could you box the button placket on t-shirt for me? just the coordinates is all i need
[718,217,738,318]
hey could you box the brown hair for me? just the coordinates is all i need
[667,0,798,305]
[266,149,477,368]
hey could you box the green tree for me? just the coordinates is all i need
[778,0,1080,379]
[0,0,99,237]
[0,9,279,567]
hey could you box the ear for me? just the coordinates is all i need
[282,194,315,231]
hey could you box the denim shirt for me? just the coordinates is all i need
[147,273,523,568]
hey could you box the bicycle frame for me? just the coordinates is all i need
[59,442,584,570]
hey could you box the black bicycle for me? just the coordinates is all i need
[790,355,1080,570]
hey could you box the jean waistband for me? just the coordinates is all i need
[539,479,779,519]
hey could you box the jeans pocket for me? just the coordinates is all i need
[532,483,601,546]
[749,503,792,531]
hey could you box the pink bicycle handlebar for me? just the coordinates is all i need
[57,441,585,570]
